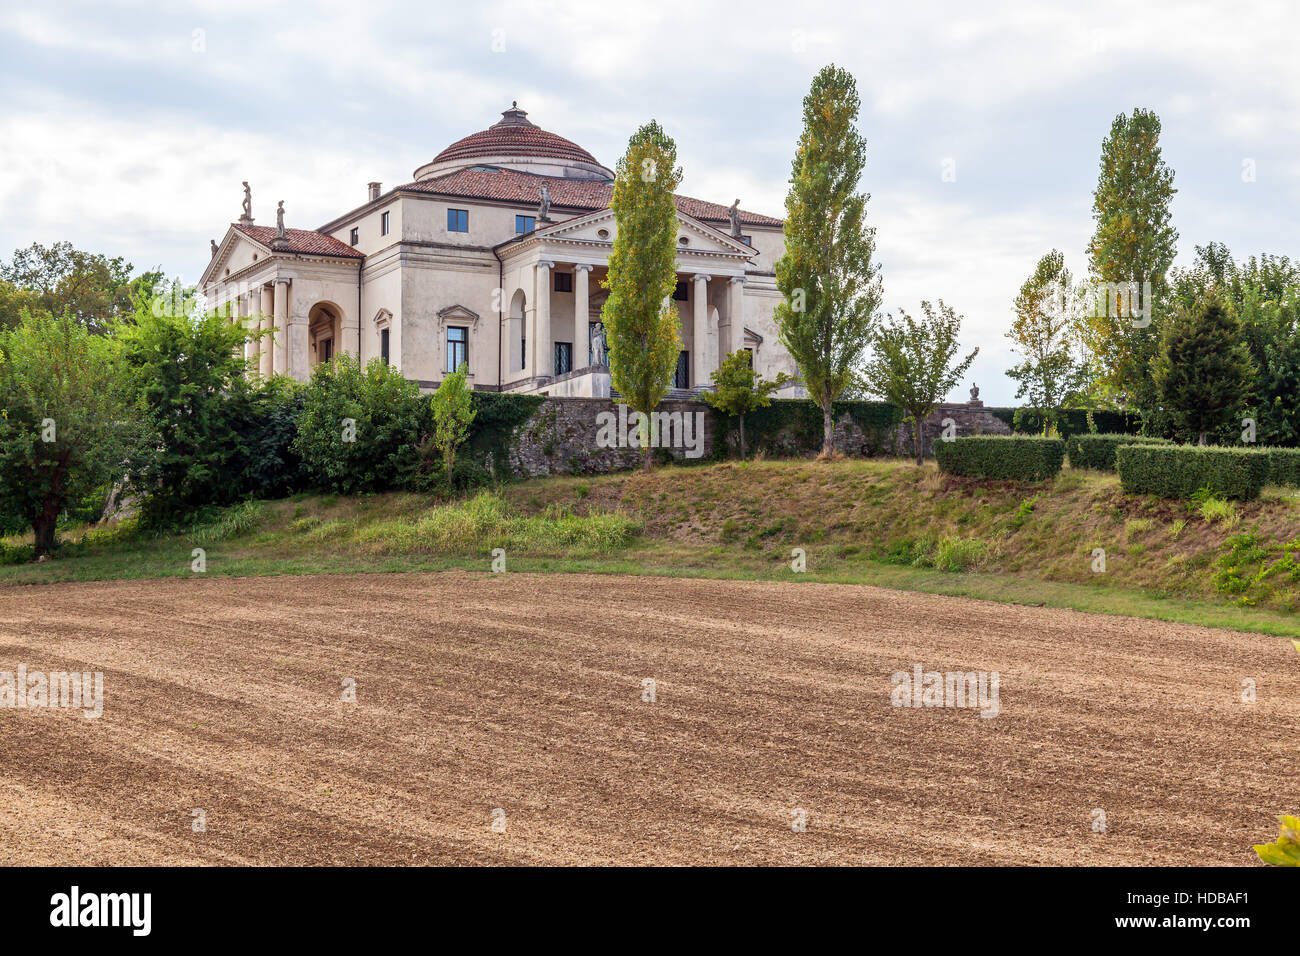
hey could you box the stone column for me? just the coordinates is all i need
[534,260,554,377]
[728,276,746,356]
[272,278,290,376]
[259,284,274,378]
[239,293,256,372]
[288,299,309,382]
[692,274,711,387]
[574,264,593,370]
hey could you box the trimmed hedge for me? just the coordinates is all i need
[1116,444,1272,500]
[987,407,1144,437]
[1261,446,1300,487]
[934,436,1066,481]
[1066,433,1173,471]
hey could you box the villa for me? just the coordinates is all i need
[199,104,800,397]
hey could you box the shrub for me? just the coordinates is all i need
[293,355,430,494]
[1067,433,1172,471]
[934,436,1065,481]
[1116,444,1271,500]
[1254,815,1300,867]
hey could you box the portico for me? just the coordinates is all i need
[495,207,755,397]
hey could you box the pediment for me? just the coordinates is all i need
[201,226,270,288]
[526,208,755,258]
[437,304,481,329]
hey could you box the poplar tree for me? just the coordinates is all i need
[1082,108,1177,412]
[602,121,683,472]
[774,64,882,456]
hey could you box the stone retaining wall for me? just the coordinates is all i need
[498,397,1009,477]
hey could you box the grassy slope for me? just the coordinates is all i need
[5,458,1300,637]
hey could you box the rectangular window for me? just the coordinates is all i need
[741,235,752,246]
[672,279,689,301]
[381,211,391,236]
[349,227,359,246]
[321,338,333,363]
[554,342,572,376]
[447,208,469,233]
[380,328,390,365]
[446,326,468,374]
[674,350,689,389]
[515,215,535,234]
[743,347,754,367]
[554,271,572,293]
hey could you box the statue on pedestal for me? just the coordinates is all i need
[590,321,608,368]
[240,181,253,223]
[537,183,552,223]
[969,383,981,404]
[727,199,741,238]
[210,239,218,257]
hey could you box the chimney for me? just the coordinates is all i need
[368,181,381,202]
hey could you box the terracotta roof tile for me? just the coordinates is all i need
[398,167,783,228]
[234,224,364,259]
[435,124,601,167]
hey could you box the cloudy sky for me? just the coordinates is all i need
[2,0,1297,403]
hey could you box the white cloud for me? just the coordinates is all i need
[3,0,1299,404]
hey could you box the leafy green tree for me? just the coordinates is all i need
[774,64,882,456]
[863,301,978,465]
[293,354,430,494]
[702,351,791,460]
[1169,243,1300,445]
[1006,250,1088,435]
[0,311,142,556]
[430,363,477,486]
[0,241,162,334]
[113,296,257,526]
[1081,108,1178,413]
[1152,297,1254,445]
[602,120,683,472]
[0,279,40,331]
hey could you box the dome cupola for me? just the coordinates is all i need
[413,103,613,182]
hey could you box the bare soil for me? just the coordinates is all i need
[0,572,1294,865]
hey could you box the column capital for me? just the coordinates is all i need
[535,260,555,271]
[729,275,745,286]
[273,276,292,286]
[573,263,595,273]
[693,273,712,283]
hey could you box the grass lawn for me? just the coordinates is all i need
[5,457,1300,638]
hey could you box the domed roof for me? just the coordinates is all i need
[417,104,611,182]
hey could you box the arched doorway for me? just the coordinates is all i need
[308,302,342,367]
